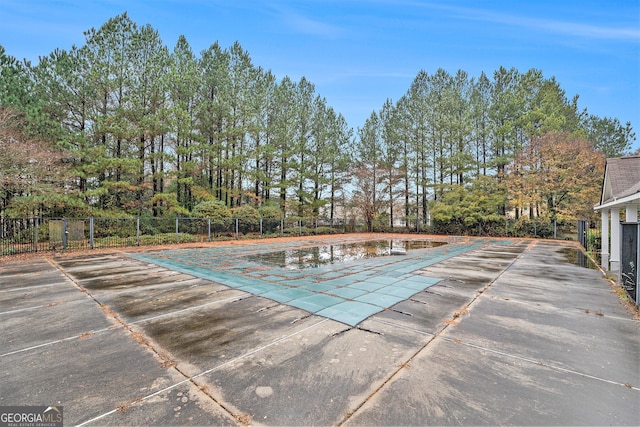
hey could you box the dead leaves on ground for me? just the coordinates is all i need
[443,307,469,325]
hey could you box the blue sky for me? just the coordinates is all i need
[1,0,639,150]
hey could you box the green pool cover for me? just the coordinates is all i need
[128,240,486,326]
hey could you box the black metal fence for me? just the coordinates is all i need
[0,216,582,257]
[0,217,355,256]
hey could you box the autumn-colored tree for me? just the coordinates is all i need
[507,132,605,222]
[351,162,385,232]
[0,107,82,217]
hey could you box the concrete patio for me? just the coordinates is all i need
[0,235,638,426]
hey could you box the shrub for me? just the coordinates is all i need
[315,226,334,235]
[510,217,556,238]
[233,204,260,220]
[234,205,260,234]
[192,200,231,221]
[587,228,601,253]
[372,213,390,232]
[258,202,283,219]
[141,233,198,245]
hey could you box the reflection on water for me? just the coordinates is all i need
[559,248,599,270]
[247,240,447,269]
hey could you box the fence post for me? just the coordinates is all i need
[259,218,263,238]
[208,219,211,242]
[235,218,239,240]
[176,217,179,244]
[578,220,587,249]
[63,218,68,250]
[281,219,284,237]
[89,217,94,249]
[35,218,39,252]
[554,219,557,239]
[137,217,141,246]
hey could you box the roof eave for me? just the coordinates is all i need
[594,191,640,211]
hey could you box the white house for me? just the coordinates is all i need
[594,156,640,273]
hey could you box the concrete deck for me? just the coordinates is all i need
[0,235,638,426]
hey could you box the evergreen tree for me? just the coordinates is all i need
[292,77,316,217]
[127,24,170,214]
[0,45,34,118]
[469,72,493,178]
[324,109,352,222]
[489,66,525,178]
[379,99,402,229]
[168,35,199,211]
[581,114,636,157]
[354,111,385,230]
[272,76,297,215]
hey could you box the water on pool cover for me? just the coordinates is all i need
[128,238,489,326]
[246,239,447,269]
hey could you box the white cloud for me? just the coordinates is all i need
[472,9,640,41]
[272,5,344,38]
[385,0,640,41]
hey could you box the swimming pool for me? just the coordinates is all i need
[245,239,447,269]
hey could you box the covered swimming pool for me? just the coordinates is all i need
[128,237,488,326]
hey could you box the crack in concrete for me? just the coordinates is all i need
[338,241,532,425]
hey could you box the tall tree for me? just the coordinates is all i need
[168,35,199,211]
[308,96,330,216]
[581,114,636,158]
[489,66,525,178]
[127,24,170,214]
[392,95,414,223]
[379,98,402,228]
[82,13,140,211]
[447,69,473,185]
[31,45,92,196]
[272,76,297,215]
[522,73,581,136]
[292,77,316,217]
[399,70,432,223]
[225,41,255,207]
[354,111,385,230]
[324,109,352,222]
[469,71,493,177]
[428,69,455,196]
[198,42,230,201]
[246,67,276,204]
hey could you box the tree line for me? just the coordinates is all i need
[0,13,636,234]
[352,67,634,232]
[1,13,352,221]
